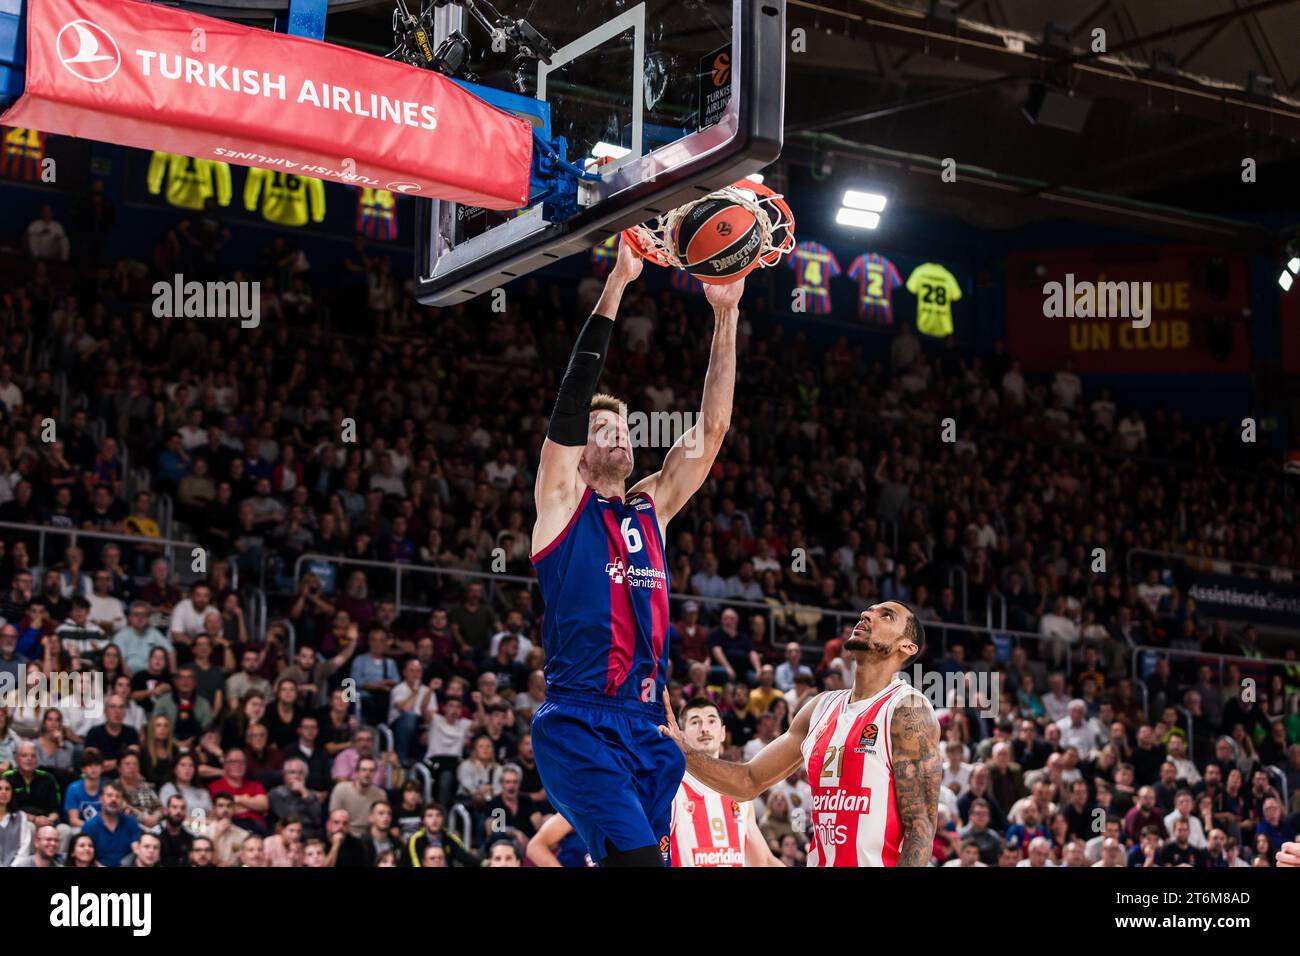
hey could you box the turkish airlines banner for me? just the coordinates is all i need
[1006,246,1251,373]
[1,0,532,209]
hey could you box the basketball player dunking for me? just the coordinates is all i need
[661,602,942,866]
[670,697,782,867]
[530,240,746,867]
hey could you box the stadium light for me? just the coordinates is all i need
[841,190,887,213]
[1279,254,1300,292]
[836,207,881,230]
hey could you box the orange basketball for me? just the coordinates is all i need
[673,196,764,284]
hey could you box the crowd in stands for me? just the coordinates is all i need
[0,180,1297,868]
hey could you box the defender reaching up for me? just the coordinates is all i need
[661,601,943,867]
[529,240,745,867]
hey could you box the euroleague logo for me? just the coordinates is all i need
[716,221,734,237]
[56,20,122,84]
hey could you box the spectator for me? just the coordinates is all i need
[709,608,759,686]
[115,750,163,830]
[264,815,306,868]
[111,602,173,674]
[14,824,62,868]
[324,807,368,867]
[774,642,813,692]
[157,795,194,867]
[80,780,140,868]
[268,758,323,839]
[81,696,141,775]
[25,205,70,261]
[328,756,386,838]
[208,748,269,835]
[1158,817,1206,867]
[158,752,212,819]
[959,799,1004,866]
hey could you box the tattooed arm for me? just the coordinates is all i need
[891,695,941,867]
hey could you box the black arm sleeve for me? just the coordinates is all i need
[546,313,615,446]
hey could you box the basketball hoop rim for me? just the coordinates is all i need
[621,180,796,273]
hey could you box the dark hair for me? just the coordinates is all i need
[81,747,103,766]
[485,833,520,856]
[679,696,722,725]
[900,604,925,667]
[70,596,91,611]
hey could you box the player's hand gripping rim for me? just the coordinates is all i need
[659,695,686,754]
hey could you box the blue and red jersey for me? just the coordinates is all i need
[787,240,841,314]
[847,252,903,323]
[532,487,671,703]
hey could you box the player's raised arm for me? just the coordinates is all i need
[533,242,642,547]
[659,689,816,802]
[631,279,742,523]
[890,694,942,867]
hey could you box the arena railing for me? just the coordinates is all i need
[286,548,1298,726]
[448,803,473,851]
[0,520,195,578]
[290,553,538,621]
[410,762,433,803]
[1127,644,1297,711]
[1126,547,1297,583]
[289,550,1101,661]
[987,591,1008,629]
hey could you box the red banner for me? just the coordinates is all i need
[1006,246,1251,373]
[1,0,532,209]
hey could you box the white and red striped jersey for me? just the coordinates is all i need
[801,678,934,867]
[669,771,754,867]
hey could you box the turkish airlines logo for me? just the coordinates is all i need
[711,52,730,88]
[56,20,121,84]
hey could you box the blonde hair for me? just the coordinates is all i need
[590,393,628,420]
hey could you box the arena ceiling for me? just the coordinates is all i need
[170,0,1300,241]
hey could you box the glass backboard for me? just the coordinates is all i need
[415,0,786,305]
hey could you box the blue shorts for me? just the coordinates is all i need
[531,688,685,864]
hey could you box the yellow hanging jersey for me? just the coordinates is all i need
[905,262,962,337]
[147,152,233,210]
[244,168,327,227]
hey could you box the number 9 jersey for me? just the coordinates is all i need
[531,487,671,703]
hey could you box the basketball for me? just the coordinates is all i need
[673,195,766,284]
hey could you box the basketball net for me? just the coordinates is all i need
[622,180,796,273]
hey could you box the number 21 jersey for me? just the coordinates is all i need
[801,680,933,866]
